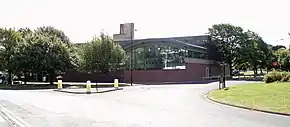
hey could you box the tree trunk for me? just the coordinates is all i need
[49,72,54,85]
[253,67,258,77]
[8,70,12,85]
[229,62,233,77]
[24,72,27,85]
[260,68,263,75]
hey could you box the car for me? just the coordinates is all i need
[232,70,240,76]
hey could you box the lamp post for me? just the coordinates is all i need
[130,29,137,86]
[220,63,227,89]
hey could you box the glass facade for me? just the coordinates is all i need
[125,42,208,70]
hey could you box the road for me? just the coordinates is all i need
[0,81,289,127]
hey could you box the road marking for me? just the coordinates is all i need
[0,115,4,122]
[0,103,31,127]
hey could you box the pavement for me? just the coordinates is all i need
[0,115,10,127]
[0,81,289,127]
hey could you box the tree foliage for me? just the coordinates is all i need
[234,30,271,74]
[208,24,245,75]
[208,24,276,75]
[0,28,22,84]
[0,26,126,84]
[35,26,70,44]
[78,33,125,73]
[0,27,72,85]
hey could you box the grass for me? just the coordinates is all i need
[0,84,10,89]
[208,82,290,114]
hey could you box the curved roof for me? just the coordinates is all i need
[117,35,209,50]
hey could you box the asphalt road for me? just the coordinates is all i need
[0,81,289,127]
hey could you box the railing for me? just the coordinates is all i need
[202,76,231,80]
[232,74,264,79]
[203,74,265,81]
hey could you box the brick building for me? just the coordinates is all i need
[111,23,229,84]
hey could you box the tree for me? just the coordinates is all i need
[79,33,125,73]
[0,46,5,71]
[236,31,269,74]
[274,48,290,71]
[233,30,273,74]
[0,28,21,84]
[35,26,70,44]
[31,27,72,84]
[272,45,286,51]
[261,44,274,73]
[34,34,71,85]
[208,24,246,76]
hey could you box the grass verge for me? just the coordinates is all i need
[208,82,290,114]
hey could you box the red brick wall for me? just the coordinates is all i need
[210,64,222,77]
[62,70,124,83]
[60,63,221,83]
[124,63,216,84]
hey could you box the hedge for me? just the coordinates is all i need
[264,71,290,83]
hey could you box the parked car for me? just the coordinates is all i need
[232,70,240,76]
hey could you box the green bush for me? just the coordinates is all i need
[281,72,290,82]
[264,71,290,83]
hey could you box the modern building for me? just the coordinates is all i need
[113,23,229,84]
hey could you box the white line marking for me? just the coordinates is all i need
[0,104,31,127]
[0,115,4,122]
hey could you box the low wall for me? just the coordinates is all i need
[123,63,221,84]
[57,62,221,84]
[61,70,124,83]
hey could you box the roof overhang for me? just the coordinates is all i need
[121,39,207,51]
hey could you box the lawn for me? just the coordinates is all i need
[0,84,10,89]
[208,82,290,114]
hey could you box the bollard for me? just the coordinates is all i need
[57,80,62,90]
[114,79,119,89]
[86,80,91,94]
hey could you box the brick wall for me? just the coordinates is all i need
[62,70,124,83]
[60,63,221,84]
[124,63,220,84]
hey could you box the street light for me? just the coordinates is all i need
[130,29,137,86]
[219,62,227,89]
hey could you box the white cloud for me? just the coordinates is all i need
[0,0,289,46]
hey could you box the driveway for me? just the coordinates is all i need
[0,81,289,127]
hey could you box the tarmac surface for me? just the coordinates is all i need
[0,81,289,127]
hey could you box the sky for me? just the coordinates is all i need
[0,0,290,46]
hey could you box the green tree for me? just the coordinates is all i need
[262,44,274,73]
[79,33,125,73]
[234,31,273,74]
[275,48,290,71]
[35,26,70,44]
[272,45,286,51]
[208,24,245,76]
[36,35,71,84]
[0,28,21,84]
[10,28,38,84]
[236,31,265,74]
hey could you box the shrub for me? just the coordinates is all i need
[264,71,290,83]
[281,72,290,82]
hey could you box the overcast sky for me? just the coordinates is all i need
[0,0,289,46]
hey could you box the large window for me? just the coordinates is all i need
[125,43,207,70]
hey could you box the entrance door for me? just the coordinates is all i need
[206,68,209,77]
